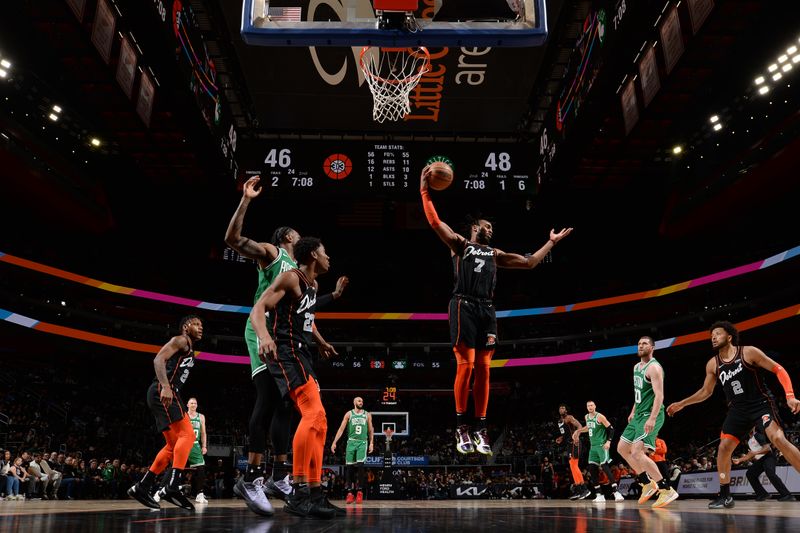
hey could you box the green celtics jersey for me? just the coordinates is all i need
[586,413,607,447]
[633,358,662,416]
[245,247,297,377]
[253,248,297,305]
[190,412,202,445]
[347,409,369,442]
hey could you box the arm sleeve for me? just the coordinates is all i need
[420,189,442,228]
[772,364,795,399]
[606,426,615,442]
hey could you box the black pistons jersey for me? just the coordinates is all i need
[157,334,194,393]
[452,241,497,300]
[716,346,773,407]
[268,269,316,347]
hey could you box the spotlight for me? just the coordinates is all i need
[794,55,800,64]
[0,59,9,68]
[772,72,783,81]
[52,105,62,113]
[90,137,101,147]
[0,69,7,79]
[755,76,765,85]
[672,145,683,154]
[778,54,788,63]
[758,86,770,95]
[768,64,778,72]
[781,63,792,72]
[709,115,719,123]
[48,113,58,121]
[713,123,722,131]
[789,46,798,54]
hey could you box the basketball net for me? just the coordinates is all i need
[360,47,430,123]
[383,427,395,442]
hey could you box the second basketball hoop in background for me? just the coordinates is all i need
[427,161,454,191]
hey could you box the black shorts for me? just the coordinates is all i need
[449,297,498,349]
[147,382,186,433]
[267,342,318,398]
[721,400,782,443]
[570,440,582,460]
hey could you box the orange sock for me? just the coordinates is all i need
[569,457,584,485]
[290,379,327,482]
[472,349,493,418]
[453,344,475,415]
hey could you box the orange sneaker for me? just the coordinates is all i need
[345,492,355,504]
[356,491,363,504]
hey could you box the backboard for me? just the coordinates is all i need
[241,0,548,47]
[371,411,410,437]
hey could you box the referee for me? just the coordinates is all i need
[733,426,795,501]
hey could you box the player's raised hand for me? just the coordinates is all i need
[419,166,431,191]
[243,176,263,199]
[334,276,350,299]
[666,402,683,417]
[550,227,573,244]
[788,397,800,414]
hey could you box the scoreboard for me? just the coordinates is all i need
[237,140,537,195]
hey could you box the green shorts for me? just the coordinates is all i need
[188,443,205,467]
[245,320,267,377]
[345,441,368,465]
[620,408,665,451]
[588,446,612,465]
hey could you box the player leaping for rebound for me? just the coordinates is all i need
[420,166,572,455]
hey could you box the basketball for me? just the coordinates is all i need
[427,162,454,191]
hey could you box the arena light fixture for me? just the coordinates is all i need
[0,59,9,69]
[709,115,719,123]
[754,76,765,85]
[672,145,683,155]
[789,46,798,55]
[772,72,783,82]
[782,63,792,73]
[758,86,770,95]
[0,69,7,78]
[778,54,789,63]
[794,55,800,63]
[48,113,59,121]
[768,64,778,72]
[52,104,62,113]
[713,123,722,131]
[90,137,102,147]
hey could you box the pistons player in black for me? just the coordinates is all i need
[668,321,800,509]
[128,315,203,511]
[420,166,573,455]
[250,237,340,520]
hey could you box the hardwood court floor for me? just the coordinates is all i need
[1,498,800,532]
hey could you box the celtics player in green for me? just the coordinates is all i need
[331,397,374,504]
[617,336,678,508]
[225,176,348,516]
[186,398,208,504]
[573,401,624,502]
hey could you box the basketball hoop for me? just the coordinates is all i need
[383,427,395,441]
[360,46,430,123]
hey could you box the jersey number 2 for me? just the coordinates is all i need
[303,312,314,332]
[731,380,744,395]
[474,259,485,273]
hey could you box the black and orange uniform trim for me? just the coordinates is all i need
[716,345,781,444]
[265,268,319,398]
[265,268,328,484]
[147,334,195,432]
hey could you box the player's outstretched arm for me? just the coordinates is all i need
[666,358,717,416]
[316,276,349,309]
[312,323,338,359]
[225,176,281,262]
[249,272,294,361]
[745,346,800,414]
[330,412,351,453]
[153,335,189,408]
[496,228,573,269]
[419,166,466,255]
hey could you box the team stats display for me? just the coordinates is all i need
[238,140,537,195]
